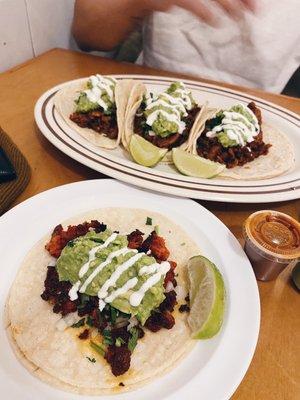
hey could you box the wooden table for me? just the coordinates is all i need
[0,48,299,399]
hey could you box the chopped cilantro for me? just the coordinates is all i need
[91,238,104,243]
[110,306,118,324]
[90,341,105,357]
[128,328,139,352]
[71,318,85,328]
[78,294,90,310]
[86,315,94,327]
[154,225,160,234]
[86,356,96,363]
[146,217,152,225]
[115,337,125,347]
[67,240,75,247]
[118,310,130,319]
[102,329,113,345]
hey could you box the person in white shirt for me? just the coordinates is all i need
[72,0,300,93]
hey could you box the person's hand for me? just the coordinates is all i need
[73,0,257,52]
[134,0,256,26]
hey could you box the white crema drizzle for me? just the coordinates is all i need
[79,233,118,278]
[130,262,170,307]
[67,235,171,311]
[84,74,117,111]
[206,104,259,147]
[144,83,194,134]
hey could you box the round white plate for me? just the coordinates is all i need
[34,74,300,203]
[0,179,260,400]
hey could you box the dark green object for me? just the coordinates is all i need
[0,146,16,183]
[0,127,31,215]
[90,341,105,357]
[110,306,118,324]
[102,329,113,345]
[115,30,143,63]
[71,318,85,328]
[86,357,96,363]
[128,327,139,352]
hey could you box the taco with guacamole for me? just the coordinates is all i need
[6,208,203,394]
[188,102,295,180]
[123,81,206,160]
[54,75,136,149]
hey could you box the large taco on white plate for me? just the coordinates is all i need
[54,75,136,149]
[6,208,204,395]
[123,81,206,162]
[189,102,295,180]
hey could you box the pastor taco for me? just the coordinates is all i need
[55,75,136,149]
[123,81,206,161]
[7,208,201,394]
[189,102,295,180]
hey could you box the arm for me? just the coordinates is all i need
[72,0,256,52]
[72,0,141,51]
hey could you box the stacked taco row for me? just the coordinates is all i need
[54,75,295,180]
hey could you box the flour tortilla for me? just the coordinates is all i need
[189,109,295,180]
[7,208,199,395]
[123,83,206,164]
[54,79,136,150]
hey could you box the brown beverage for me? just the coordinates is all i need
[243,211,300,281]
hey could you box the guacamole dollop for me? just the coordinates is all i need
[75,75,116,114]
[206,104,259,148]
[142,81,196,138]
[56,229,166,324]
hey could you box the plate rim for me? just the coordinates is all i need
[34,75,300,203]
[0,179,260,400]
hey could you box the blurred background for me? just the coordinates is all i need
[0,0,299,97]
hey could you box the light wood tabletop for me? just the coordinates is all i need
[0,48,299,399]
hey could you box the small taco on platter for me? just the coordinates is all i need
[189,102,295,180]
[123,81,206,162]
[55,75,136,149]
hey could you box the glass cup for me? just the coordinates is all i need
[243,210,300,281]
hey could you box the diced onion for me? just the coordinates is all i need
[48,257,57,267]
[165,281,175,293]
[55,318,67,332]
[175,285,186,301]
[63,312,80,327]
[55,313,80,331]
[127,316,138,331]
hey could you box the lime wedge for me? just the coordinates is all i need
[129,134,168,167]
[172,148,225,178]
[187,255,225,339]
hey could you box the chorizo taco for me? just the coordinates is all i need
[189,102,295,180]
[54,75,136,149]
[123,81,206,162]
[6,208,201,394]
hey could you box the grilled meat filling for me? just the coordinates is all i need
[197,102,271,168]
[70,110,118,139]
[41,223,179,377]
[134,107,200,149]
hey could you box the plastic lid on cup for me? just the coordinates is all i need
[244,210,300,263]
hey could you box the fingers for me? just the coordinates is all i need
[215,0,242,19]
[143,0,218,26]
[175,0,218,26]
[139,0,256,25]
[240,0,257,12]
